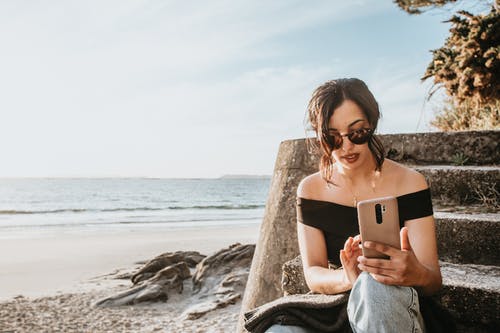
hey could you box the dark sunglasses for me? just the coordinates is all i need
[326,128,373,149]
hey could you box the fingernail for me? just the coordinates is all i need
[364,241,371,248]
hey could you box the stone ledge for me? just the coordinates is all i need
[379,131,500,165]
[414,165,500,209]
[278,131,500,170]
[439,262,500,328]
[282,257,500,328]
[435,211,500,265]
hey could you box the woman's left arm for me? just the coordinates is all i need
[357,218,442,296]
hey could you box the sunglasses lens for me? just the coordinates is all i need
[349,128,372,144]
[328,133,343,149]
[327,128,372,149]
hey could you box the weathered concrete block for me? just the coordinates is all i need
[416,165,500,209]
[435,212,500,266]
[281,255,309,296]
[281,256,500,330]
[438,262,500,330]
[238,140,323,330]
[380,131,500,165]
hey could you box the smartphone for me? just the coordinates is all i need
[357,196,400,259]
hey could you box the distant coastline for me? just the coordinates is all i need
[218,174,271,179]
[0,175,273,179]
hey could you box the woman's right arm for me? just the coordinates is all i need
[297,223,353,294]
[296,175,358,294]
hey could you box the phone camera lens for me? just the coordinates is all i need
[375,203,383,224]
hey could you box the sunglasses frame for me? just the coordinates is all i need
[326,127,373,150]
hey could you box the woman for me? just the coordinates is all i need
[265,78,442,333]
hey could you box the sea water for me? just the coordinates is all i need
[0,177,270,238]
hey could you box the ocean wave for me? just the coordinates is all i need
[169,204,264,210]
[0,209,87,215]
[0,216,262,229]
[0,204,265,215]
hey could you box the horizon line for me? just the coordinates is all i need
[0,174,272,180]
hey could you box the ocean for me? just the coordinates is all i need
[0,177,271,239]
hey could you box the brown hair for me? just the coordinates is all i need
[304,78,385,184]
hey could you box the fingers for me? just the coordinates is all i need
[344,236,353,249]
[344,236,363,260]
[340,249,353,269]
[344,237,354,257]
[357,256,395,276]
[340,249,346,265]
[400,227,412,251]
[357,257,394,270]
[369,273,397,285]
[351,235,362,250]
[357,261,394,277]
[363,241,399,257]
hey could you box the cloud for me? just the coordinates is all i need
[0,0,443,177]
[365,62,442,134]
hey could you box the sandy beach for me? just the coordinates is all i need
[0,224,260,332]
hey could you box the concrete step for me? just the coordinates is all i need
[412,165,500,209]
[277,138,499,210]
[379,130,499,165]
[435,211,500,266]
[438,262,500,331]
[282,258,500,331]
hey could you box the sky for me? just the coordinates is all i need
[0,0,461,178]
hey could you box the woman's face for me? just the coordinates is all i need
[327,99,372,171]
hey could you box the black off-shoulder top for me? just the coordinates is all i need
[296,188,434,267]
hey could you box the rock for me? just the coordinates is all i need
[181,292,241,320]
[93,262,191,307]
[131,251,206,284]
[92,244,254,315]
[240,139,316,327]
[192,243,255,294]
[181,243,255,320]
[281,255,309,296]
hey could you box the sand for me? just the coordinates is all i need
[0,224,261,332]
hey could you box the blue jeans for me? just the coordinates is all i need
[264,272,425,333]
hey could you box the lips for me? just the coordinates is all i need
[343,153,359,163]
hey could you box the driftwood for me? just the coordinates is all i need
[94,262,190,307]
[94,251,205,307]
[93,243,255,319]
[182,243,255,320]
[131,251,206,284]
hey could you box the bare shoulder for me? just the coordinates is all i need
[297,172,324,198]
[384,159,429,194]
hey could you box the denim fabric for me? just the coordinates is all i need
[264,272,425,333]
[264,324,315,333]
[347,272,425,333]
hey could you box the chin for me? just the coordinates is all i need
[338,152,368,170]
[340,160,361,170]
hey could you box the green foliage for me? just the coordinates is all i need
[451,152,470,165]
[393,0,458,14]
[395,1,499,131]
[422,9,500,105]
[431,98,500,131]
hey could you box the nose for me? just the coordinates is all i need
[341,133,355,151]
